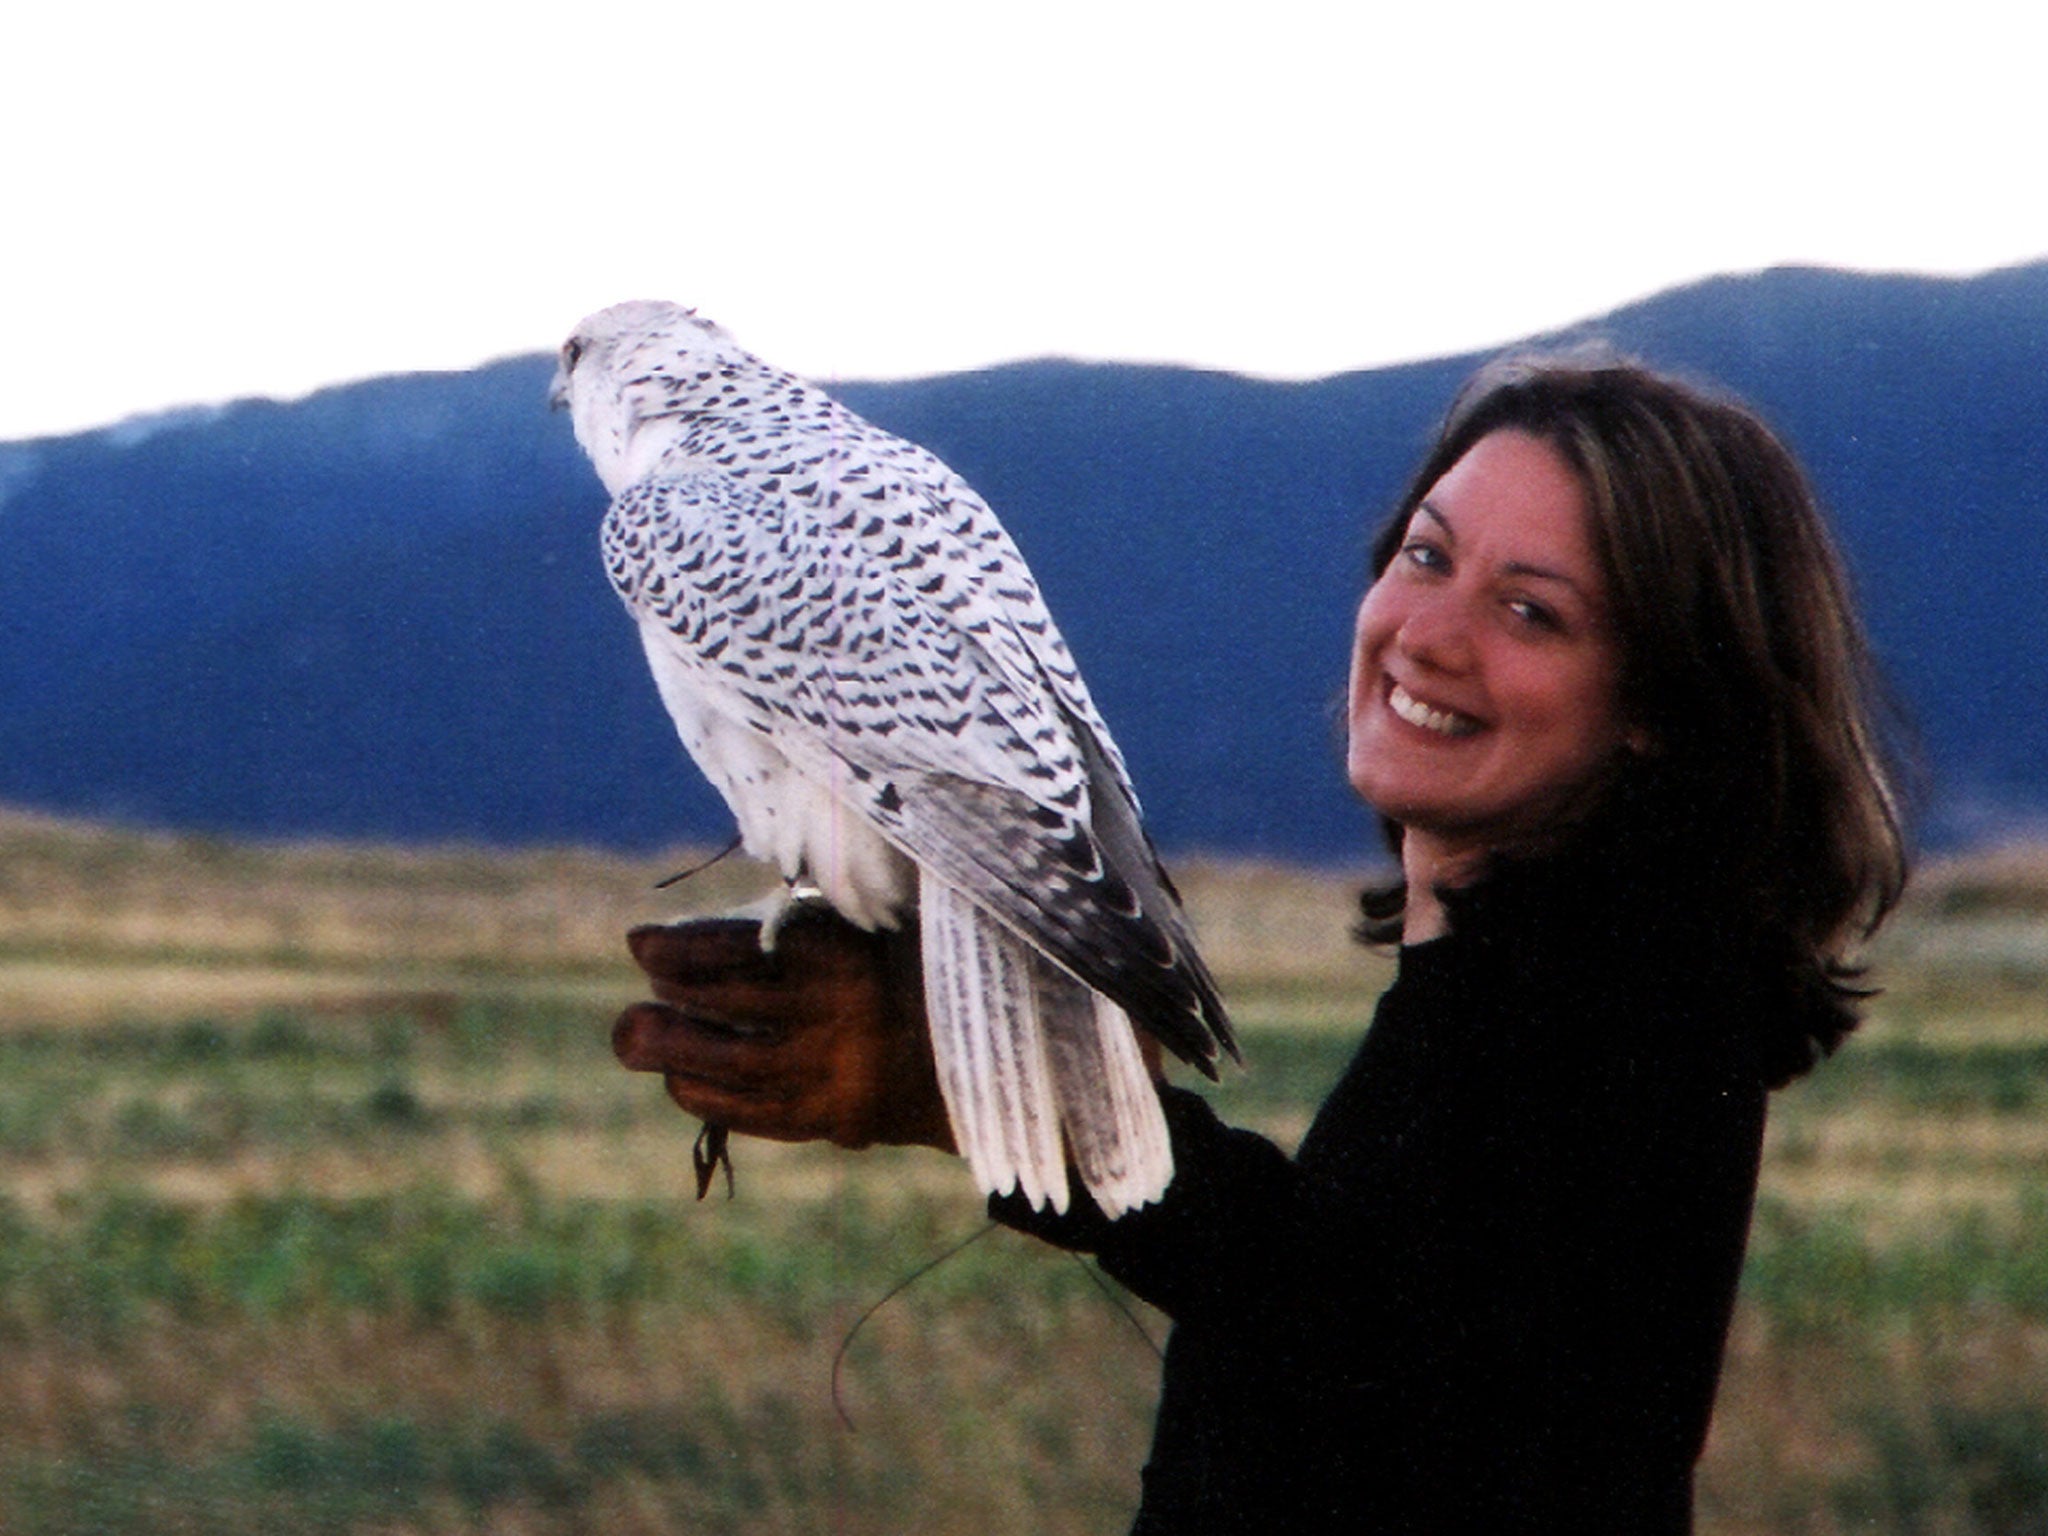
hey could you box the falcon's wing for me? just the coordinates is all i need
[603,470,1235,1073]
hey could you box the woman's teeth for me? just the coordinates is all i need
[1389,682,1481,738]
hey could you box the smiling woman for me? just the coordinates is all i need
[608,350,1910,1533]
[1352,357,1907,998]
[1346,428,1635,933]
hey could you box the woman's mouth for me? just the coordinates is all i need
[1387,681,1483,739]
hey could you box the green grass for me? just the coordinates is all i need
[1785,1038,2048,1113]
[1742,1193,2048,1331]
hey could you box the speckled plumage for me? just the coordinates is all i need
[553,300,1235,1215]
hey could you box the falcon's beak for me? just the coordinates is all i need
[549,335,587,412]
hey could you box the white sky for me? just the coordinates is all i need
[6,1,2043,441]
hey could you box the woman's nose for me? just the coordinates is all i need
[1394,588,1476,673]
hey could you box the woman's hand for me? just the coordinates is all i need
[610,905,956,1156]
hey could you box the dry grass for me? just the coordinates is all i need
[0,806,766,986]
[0,808,1389,1026]
[1913,840,2048,913]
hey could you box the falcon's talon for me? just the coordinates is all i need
[693,1122,735,1201]
[725,884,828,952]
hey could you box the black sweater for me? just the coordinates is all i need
[997,881,1772,1533]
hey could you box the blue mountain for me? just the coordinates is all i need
[2,264,2042,859]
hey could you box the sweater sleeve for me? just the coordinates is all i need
[990,944,1470,1321]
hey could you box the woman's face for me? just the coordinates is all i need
[1346,428,1632,861]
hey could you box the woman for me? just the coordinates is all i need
[612,354,1908,1532]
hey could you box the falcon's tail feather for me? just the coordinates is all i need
[920,871,1173,1219]
[1037,978,1172,1221]
[921,876,1067,1212]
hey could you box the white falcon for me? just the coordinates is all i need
[552,301,1235,1216]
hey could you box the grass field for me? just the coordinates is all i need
[1,805,2044,1533]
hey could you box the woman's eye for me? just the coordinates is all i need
[1402,540,1448,573]
[1507,598,1561,632]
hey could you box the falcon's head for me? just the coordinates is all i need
[551,301,744,493]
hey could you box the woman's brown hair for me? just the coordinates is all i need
[1359,351,1910,1080]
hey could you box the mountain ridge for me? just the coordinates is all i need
[4,263,2042,857]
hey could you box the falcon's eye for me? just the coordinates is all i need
[562,337,586,371]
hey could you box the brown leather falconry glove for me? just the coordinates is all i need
[611,905,956,1195]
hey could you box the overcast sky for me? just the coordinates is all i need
[7,2,2042,440]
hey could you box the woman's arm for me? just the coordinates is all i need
[610,908,1318,1320]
